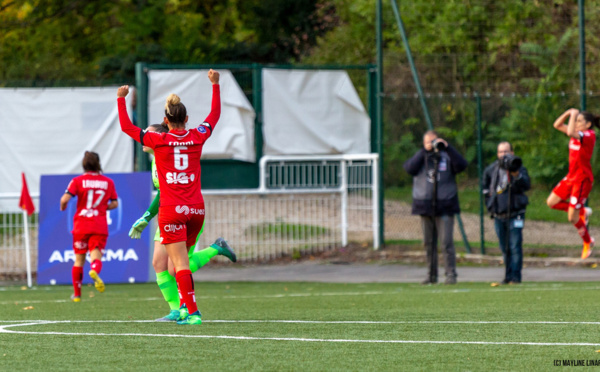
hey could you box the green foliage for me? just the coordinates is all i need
[0,0,335,84]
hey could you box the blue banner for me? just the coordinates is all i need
[38,173,152,285]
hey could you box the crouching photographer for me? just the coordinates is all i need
[483,141,531,285]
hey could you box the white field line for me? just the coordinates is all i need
[0,320,599,346]
[3,320,600,325]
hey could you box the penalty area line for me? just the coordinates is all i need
[0,325,598,347]
[0,320,599,346]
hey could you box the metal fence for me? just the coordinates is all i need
[0,154,379,274]
[0,195,38,275]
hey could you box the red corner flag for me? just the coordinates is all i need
[19,172,35,216]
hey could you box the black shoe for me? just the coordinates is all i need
[421,277,437,285]
[509,280,521,285]
[491,279,510,287]
[444,276,457,285]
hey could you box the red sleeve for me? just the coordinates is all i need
[201,84,221,131]
[118,97,143,144]
[67,178,78,196]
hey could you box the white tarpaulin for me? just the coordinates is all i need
[0,87,134,209]
[148,69,256,162]
[262,69,371,155]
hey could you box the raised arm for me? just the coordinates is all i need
[553,109,577,136]
[202,69,221,129]
[117,85,143,143]
[566,108,581,139]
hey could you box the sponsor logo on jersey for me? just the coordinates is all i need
[78,208,99,218]
[175,205,190,215]
[74,241,88,249]
[569,142,581,151]
[198,126,207,133]
[164,224,184,232]
[166,172,196,184]
[175,205,205,215]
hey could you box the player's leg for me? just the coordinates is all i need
[153,231,180,321]
[165,240,201,325]
[88,235,107,293]
[188,221,237,273]
[569,180,594,259]
[71,234,88,302]
[547,179,571,213]
[72,253,86,302]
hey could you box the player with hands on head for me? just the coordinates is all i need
[60,151,118,302]
[117,69,228,325]
[547,108,600,259]
[129,122,236,322]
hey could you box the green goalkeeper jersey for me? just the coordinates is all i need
[152,158,160,190]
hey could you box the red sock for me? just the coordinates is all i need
[551,201,569,212]
[574,219,591,243]
[90,259,102,274]
[72,266,83,297]
[175,270,198,314]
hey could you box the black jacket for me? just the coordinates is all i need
[482,160,530,219]
[403,145,468,216]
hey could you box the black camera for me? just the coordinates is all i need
[432,138,447,152]
[500,154,522,172]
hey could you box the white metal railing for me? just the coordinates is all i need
[0,194,39,278]
[0,154,379,274]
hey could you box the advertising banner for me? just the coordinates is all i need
[38,173,152,285]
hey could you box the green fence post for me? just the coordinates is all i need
[135,62,150,172]
[579,0,587,111]
[252,64,263,162]
[476,95,484,254]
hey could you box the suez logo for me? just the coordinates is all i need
[48,249,139,263]
[175,205,205,215]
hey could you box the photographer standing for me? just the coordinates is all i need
[404,130,468,285]
[483,142,530,285]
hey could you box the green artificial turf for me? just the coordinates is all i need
[1,281,600,371]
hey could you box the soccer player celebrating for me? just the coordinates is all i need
[129,122,236,322]
[60,151,118,302]
[117,69,221,325]
[547,108,599,259]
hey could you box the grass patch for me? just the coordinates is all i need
[1,282,600,371]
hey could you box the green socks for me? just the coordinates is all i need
[156,270,179,311]
[189,247,219,272]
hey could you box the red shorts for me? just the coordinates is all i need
[552,177,593,209]
[72,234,107,255]
[158,204,205,246]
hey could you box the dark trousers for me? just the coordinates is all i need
[420,215,457,281]
[494,216,524,283]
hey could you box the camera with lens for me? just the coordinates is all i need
[500,154,522,172]
[431,138,447,152]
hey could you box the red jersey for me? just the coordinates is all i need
[66,172,118,235]
[118,85,220,207]
[567,129,596,182]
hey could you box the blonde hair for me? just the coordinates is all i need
[164,93,187,125]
